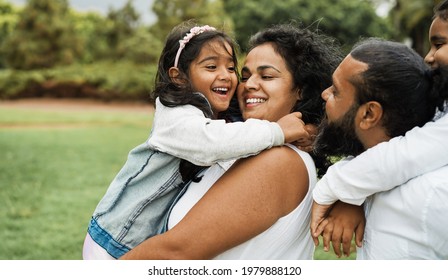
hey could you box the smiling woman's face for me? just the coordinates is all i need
[237,43,300,122]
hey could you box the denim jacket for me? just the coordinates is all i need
[87,98,285,258]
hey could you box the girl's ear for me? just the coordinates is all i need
[169,67,185,85]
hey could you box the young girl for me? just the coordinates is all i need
[83,21,308,259]
[310,0,448,255]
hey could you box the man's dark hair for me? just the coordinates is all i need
[350,38,448,138]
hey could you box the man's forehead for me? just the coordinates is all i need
[334,55,367,84]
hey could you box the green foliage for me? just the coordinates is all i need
[0,0,429,101]
[0,61,157,100]
[116,26,164,64]
[224,0,394,52]
[389,0,439,55]
[97,0,141,60]
[0,1,19,68]
[71,1,163,65]
[150,0,234,41]
[70,11,110,64]
[0,0,82,70]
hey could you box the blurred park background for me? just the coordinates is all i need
[0,0,441,259]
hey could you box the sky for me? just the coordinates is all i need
[8,0,157,24]
[7,0,392,24]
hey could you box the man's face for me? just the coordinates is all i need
[425,17,448,69]
[314,103,365,157]
[314,55,367,157]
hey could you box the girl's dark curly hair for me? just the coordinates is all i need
[153,20,240,182]
[153,20,239,119]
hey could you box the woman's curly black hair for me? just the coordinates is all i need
[227,23,343,176]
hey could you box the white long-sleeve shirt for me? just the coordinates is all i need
[313,112,448,206]
[357,165,448,259]
[148,98,284,166]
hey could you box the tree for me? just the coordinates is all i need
[224,0,394,52]
[0,0,20,68]
[389,0,441,56]
[70,11,108,64]
[150,0,234,41]
[0,0,81,70]
[77,0,161,64]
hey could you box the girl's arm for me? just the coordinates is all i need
[148,98,306,166]
[120,146,309,259]
[313,113,448,206]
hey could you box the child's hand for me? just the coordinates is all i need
[310,201,333,246]
[313,201,365,258]
[277,112,309,144]
[293,124,317,152]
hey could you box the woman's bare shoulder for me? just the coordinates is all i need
[227,146,309,215]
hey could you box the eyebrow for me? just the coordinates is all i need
[197,56,218,64]
[430,34,447,42]
[241,65,281,73]
[197,54,234,65]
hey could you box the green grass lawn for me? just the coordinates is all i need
[0,101,354,260]
[0,103,152,259]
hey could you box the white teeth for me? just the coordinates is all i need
[246,98,266,104]
[213,87,228,92]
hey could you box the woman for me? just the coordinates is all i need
[83,21,308,260]
[121,24,342,260]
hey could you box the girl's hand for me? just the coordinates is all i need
[294,124,317,152]
[277,113,317,151]
[277,112,308,144]
[312,201,365,258]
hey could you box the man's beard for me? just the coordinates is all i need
[314,105,365,158]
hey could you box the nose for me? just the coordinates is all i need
[321,87,331,101]
[424,49,435,66]
[218,67,231,81]
[243,75,259,91]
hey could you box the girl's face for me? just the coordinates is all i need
[188,39,238,118]
[237,43,299,122]
[425,16,448,69]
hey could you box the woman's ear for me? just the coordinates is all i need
[169,67,185,85]
[358,101,383,130]
[294,89,302,102]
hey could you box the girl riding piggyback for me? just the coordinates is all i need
[83,21,308,259]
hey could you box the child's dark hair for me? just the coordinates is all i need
[152,20,239,119]
[434,0,448,20]
[154,21,239,182]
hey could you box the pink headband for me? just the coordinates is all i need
[173,25,217,68]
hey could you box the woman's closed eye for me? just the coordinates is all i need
[240,74,250,82]
[261,75,274,80]
[435,42,445,49]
